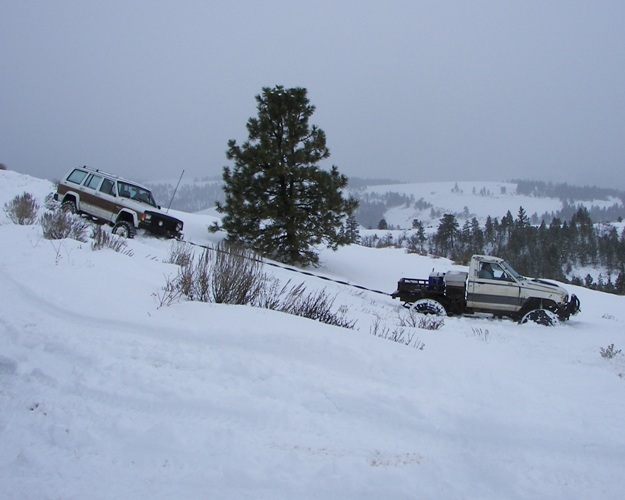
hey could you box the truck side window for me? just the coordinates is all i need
[478,263,494,279]
[490,264,511,281]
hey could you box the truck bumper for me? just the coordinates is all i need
[558,294,581,320]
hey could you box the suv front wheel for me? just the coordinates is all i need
[112,221,136,239]
[61,200,77,214]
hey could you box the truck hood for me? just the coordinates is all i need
[518,277,569,301]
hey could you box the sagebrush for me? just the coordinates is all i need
[166,240,194,267]
[398,308,445,330]
[162,241,355,328]
[370,318,425,350]
[4,192,39,225]
[600,344,622,359]
[40,208,90,242]
[90,225,134,256]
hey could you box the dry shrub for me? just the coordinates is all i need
[166,240,193,267]
[163,242,355,328]
[418,315,444,330]
[277,287,355,328]
[370,318,425,349]
[4,192,39,225]
[90,225,134,256]
[40,209,90,242]
[254,279,355,328]
[211,242,265,304]
[398,308,445,330]
[600,344,622,359]
[170,243,265,304]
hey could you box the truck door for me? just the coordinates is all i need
[466,262,522,313]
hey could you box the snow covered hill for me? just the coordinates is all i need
[1,170,625,499]
[140,175,625,231]
[356,180,624,229]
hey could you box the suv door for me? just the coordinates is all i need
[94,178,120,223]
[78,173,104,216]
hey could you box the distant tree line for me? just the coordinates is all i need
[352,191,437,229]
[363,206,625,295]
[514,179,625,204]
[433,206,625,294]
[515,180,625,223]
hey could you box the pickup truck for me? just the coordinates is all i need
[392,255,580,325]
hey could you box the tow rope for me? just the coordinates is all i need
[185,240,391,297]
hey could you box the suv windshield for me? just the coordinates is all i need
[117,181,157,207]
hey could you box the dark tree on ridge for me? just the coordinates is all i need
[217,86,358,266]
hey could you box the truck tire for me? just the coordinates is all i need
[520,309,559,327]
[112,221,136,239]
[410,298,447,316]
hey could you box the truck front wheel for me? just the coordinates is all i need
[520,309,559,327]
[410,298,447,316]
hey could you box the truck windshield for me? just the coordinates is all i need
[501,261,523,280]
[117,181,157,207]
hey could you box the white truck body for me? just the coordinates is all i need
[392,255,580,324]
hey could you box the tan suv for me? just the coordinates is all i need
[54,166,183,239]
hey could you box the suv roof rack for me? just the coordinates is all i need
[78,165,146,187]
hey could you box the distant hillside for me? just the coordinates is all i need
[145,178,224,213]
[351,180,625,230]
[143,176,625,231]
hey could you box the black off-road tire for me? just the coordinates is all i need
[409,298,447,316]
[520,309,559,327]
[60,200,77,214]
[112,221,136,239]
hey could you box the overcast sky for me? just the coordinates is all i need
[2,1,625,190]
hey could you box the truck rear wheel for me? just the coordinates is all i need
[520,309,559,327]
[410,298,447,316]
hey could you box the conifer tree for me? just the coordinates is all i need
[434,213,459,258]
[218,86,358,266]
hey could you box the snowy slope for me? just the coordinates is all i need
[1,170,625,499]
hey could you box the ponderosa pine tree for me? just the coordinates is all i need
[217,86,358,266]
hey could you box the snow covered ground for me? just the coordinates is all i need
[1,170,625,499]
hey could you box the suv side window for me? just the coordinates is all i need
[100,178,116,196]
[67,169,88,184]
[84,174,103,190]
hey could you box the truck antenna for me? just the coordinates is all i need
[166,170,185,213]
